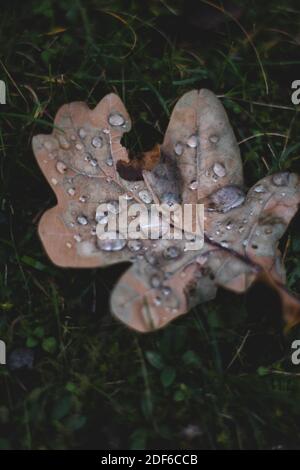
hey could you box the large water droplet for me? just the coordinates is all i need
[174,143,184,156]
[138,190,153,204]
[91,136,103,148]
[77,215,88,225]
[213,162,226,178]
[97,232,127,251]
[164,246,181,259]
[78,128,87,139]
[109,113,125,127]
[209,134,219,144]
[128,239,143,252]
[254,185,266,193]
[210,185,245,213]
[189,180,198,191]
[187,135,198,148]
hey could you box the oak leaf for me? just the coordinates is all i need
[32,90,300,332]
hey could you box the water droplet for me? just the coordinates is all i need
[220,240,229,248]
[97,232,127,251]
[242,239,248,247]
[187,135,198,148]
[107,201,119,214]
[51,178,58,185]
[210,185,245,213]
[164,246,181,259]
[75,143,83,151]
[128,240,143,252]
[124,193,133,200]
[150,275,162,288]
[77,215,88,225]
[209,134,219,144]
[138,190,153,204]
[79,195,87,203]
[226,222,233,230]
[189,180,198,191]
[109,113,125,126]
[98,215,108,225]
[174,142,184,156]
[106,157,113,166]
[58,136,70,149]
[95,209,106,223]
[153,296,162,306]
[67,187,76,196]
[213,162,226,178]
[84,153,91,162]
[78,128,87,139]
[161,286,172,296]
[90,158,98,167]
[272,172,290,187]
[91,136,103,148]
[281,192,286,197]
[254,185,266,193]
[161,192,180,206]
[56,161,67,174]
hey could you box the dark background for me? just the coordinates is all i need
[1,0,300,450]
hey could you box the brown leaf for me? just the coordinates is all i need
[32,89,300,332]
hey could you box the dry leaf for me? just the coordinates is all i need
[32,89,300,332]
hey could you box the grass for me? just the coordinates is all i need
[1,0,300,450]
